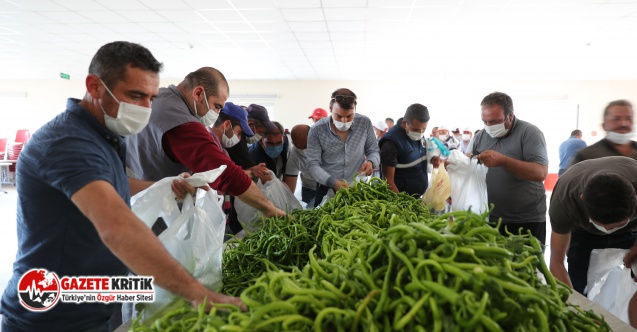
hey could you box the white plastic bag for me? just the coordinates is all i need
[445,150,489,214]
[128,168,227,320]
[587,248,637,324]
[423,163,451,212]
[235,170,302,233]
[130,167,227,228]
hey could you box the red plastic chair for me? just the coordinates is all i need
[0,138,6,160]
[15,129,30,143]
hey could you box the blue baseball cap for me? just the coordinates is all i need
[221,102,255,137]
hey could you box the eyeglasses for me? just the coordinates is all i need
[332,95,357,103]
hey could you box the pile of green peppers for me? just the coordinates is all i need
[132,179,611,331]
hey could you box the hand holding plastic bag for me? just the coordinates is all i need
[130,167,226,228]
[445,150,489,213]
[127,168,227,320]
[235,170,302,233]
[587,248,637,324]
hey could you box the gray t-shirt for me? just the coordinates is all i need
[549,156,637,234]
[471,118,548,223]
[285,146,317,190]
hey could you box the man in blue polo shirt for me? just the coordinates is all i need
[558,129,586,177]
[1,41,241,332]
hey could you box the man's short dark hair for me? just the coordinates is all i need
[386,117,394,123]
[329,88,357,110]
[403,103,430,124]
[603,100,633,119]
[266,121,284,136]
[582,173,636,224]
[88,41,163,88]
[213,112,239,128]
[180,67,229,98]
[481,92,514,116]
[571,129,582,137]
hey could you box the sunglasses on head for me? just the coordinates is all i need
[332,95,356,103]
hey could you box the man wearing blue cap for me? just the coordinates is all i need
[126,67,286,232]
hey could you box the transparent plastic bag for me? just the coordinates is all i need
[127,168,226,321]
[587,248,637,324]
[445,150,489,213]
[235,170,302,233]
[130,167,226,228]
[422,163,451,211]
[136,190,225,320]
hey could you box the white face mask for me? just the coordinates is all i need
[194,90,219,127]
[462,134,471,141]
[245,133,262,145]
[589,218,629,234]
[221,129,240,148]
[99,79,151,136]
[407,130,424,141]
[333,118,353,131]
[484,122,507,138]
[439,134,449,141]
[606,131,634,144]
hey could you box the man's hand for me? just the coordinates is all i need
[252,163,269,179]
[171,172,210,200]
[430,156,450,169]
[333,180,349,191]
[475,150,506,167]
[624,245,637,280]
[192,288,246,312]
[358,161,373,176]
[263,207,287,219]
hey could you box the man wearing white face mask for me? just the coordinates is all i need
[378,103,430,196]
[126,67,286,232]
[471,92,549,244]
[570,100,637,166]
[0,42,244,332]
[459,128,473,155]
[549,156,637,295]
[306,88,380,207]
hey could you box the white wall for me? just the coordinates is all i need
[1,78,636,172]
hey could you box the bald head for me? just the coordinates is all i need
[291,124,310,149]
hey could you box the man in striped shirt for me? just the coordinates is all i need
[306,88,380,207]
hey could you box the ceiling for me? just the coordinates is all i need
[1,0,637,81]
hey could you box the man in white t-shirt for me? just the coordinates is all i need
[283,124,317,205]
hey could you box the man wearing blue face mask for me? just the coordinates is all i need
[306,88,380,207]
[471,91,549,244]
[248,121,289,180]
[570,100,637,166]
[549,156,637,295]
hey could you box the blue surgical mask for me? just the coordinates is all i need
[264,145,283,159]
